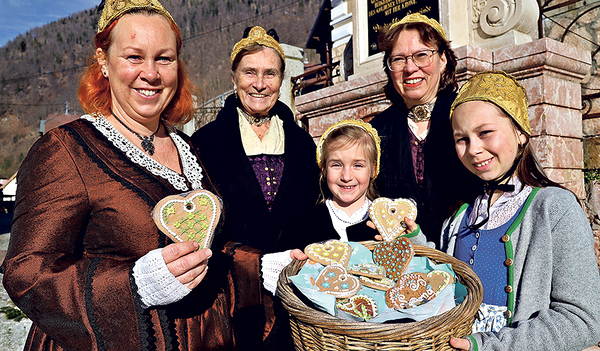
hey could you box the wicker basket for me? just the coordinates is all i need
[277,243,483,351]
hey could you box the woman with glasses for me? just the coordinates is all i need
[369,13,481,244]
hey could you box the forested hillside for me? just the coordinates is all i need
[0,0,321,177]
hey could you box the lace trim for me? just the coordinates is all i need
[472,302,508,333]
[261,250,293,295]
[469,177,532,230]
[82,114,203,192]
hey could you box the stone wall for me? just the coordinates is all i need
[0,233,31,350]
[544,3,600,267]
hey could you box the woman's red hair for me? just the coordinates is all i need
[77,11,200,125]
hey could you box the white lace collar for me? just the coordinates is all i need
[238,108,285,156]
[468,176,533,230]
[82,113,203,192]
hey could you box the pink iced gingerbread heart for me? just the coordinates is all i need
[316,264,361,298]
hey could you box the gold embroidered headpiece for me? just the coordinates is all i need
[450,70,531,135]
[389,13,447,40]
[97,0,177,33]
[230,26,285,66]
[317,119,382,178]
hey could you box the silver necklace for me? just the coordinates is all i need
[111,112,160,156]
[326,200,364,226]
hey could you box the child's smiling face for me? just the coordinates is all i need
[326,142,375,215]
[452,100,527,182]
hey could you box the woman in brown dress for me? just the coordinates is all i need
[1,1,268,350]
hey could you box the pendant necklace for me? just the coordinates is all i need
[111,112,161,156]
[238,107,271,126]
[408,102,435,122]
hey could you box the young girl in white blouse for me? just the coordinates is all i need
[281,119,383,245]
[261,118,428,294]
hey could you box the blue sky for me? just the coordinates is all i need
[0,0,99,47]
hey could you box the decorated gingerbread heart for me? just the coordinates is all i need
[315,264,361,298]
[372,236,414,282]
[426,270,453,295]
[385,272,436,309]
[347,263,386,279]
[152,189,221,249]
[305,240,352,266]
[336,294,379,321]
[369,197,417,241]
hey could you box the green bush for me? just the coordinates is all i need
[0,306,28,322]
[585,169,600,182]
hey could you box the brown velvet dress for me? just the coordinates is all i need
[1,118,272,351]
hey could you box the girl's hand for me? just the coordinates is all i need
[162,241,212,290]
[450,337,471,350]
[290,249,307,260]
[404,217,418,233]
[369,218,419,241]
[366,220,384,241]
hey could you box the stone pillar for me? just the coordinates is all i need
[280,43,305,114]
[453,45,493,83]
[295,71,389,142]
[331,0,353,83]
[494,38,591,199]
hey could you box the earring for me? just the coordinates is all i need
[102,69,108,78]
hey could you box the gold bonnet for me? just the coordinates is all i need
[389,13,447,40]
[316,119,381,178]
[450,71,531,135]
[230,26,285,66]
[97,0,177,33]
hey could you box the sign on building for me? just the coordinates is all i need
[367,0,439,56]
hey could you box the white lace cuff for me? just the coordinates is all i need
[261,250,293,295]
[132,248,191,308]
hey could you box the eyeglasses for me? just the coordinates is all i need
[386,50,438,71]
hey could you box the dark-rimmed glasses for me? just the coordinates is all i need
[386,50,438,71]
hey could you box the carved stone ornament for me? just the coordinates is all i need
[472,0,539,37]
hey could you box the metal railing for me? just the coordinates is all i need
[291,60,340,96]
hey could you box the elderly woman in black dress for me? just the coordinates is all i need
[191,26,320,349]
[192,26,319,254]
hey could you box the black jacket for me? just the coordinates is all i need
[276,201,378,251]
[369,89,481,243]
[191,95,320,253]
